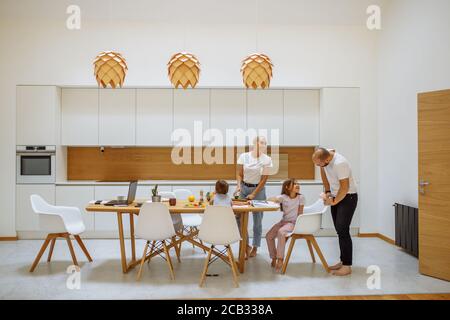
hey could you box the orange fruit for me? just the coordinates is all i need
[188,195,195,202]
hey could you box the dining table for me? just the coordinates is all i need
[85,200,279,274]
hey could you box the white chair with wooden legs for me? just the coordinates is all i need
[198,206,241,288]
[281,199,330,274]
[29,194,92,272]
[158,191,182,262]
[135,202,176,281]
[173,188,205,253]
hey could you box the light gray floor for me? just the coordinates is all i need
[0,237,449,299]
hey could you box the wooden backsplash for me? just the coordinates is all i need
[67,147,315,181]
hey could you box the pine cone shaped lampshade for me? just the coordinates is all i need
[167,52,201,89]
[241,53,274,89]
[93,51,128,88]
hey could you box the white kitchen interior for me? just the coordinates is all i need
[1,0,450,301]
[15,86,359,238]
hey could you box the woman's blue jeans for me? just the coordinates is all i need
[237,183,266,247]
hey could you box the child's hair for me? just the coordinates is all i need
[215,180,229,195]
[281,179,298,196]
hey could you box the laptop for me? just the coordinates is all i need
[105,181,138,206]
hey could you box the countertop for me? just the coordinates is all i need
[55,180,323,186]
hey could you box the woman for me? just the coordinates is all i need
[235,136,273,258]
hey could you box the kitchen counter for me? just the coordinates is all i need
[55,180,323,186]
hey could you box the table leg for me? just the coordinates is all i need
[129,213,136,262]
[117,212,128,273]
[238,212,249,273]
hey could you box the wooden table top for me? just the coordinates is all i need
[86,200,280,214]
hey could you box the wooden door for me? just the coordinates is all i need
[418,89,450,281]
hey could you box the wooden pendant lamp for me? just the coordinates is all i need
[93,51,128,88]
[241,53,273,89]
[167,52,201,89]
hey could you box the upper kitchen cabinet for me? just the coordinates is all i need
[16,86,60,146]
[61,88,99,145]
[99,89,136,146]
[247,90,284,146]
[210,89,246,146]
[283,90,320,146]
[173,89,210,146]
[136,89,173,146]
[320,88,360,181]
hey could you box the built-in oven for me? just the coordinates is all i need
[16,146,56,184]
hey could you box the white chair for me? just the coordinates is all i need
[198,206,241,287]
[281,199,330,274]
[173,188,205,253]
[158,191,182,262]
[29,194,92,272]
[135,202,176,280]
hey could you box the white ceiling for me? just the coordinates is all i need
[0,0,386,25]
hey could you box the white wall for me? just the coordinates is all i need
[377,0,450,238]
[0,1,379,236]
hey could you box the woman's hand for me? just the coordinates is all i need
[247,193,256,200]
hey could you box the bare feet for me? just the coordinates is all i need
[332,265,352,276]
[271,258,276,268]
[249,247,258,258]
[329,262,343,270]
[275,259,284,272]
[245,245,252,260]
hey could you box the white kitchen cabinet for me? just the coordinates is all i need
[93,186,130,231]
[136,89,173,146]
[55,186,95,231]
[320,88,360,227]
[61,88,99,145]
[210,89,246,146]
[172,185,212,201]
[283,90,320,146]
[173,89,210,147]
[16,86,60,146]
[99,89,136,146]
[16,184,55,231]
[247,90,284,146]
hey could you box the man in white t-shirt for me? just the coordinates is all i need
[312,148,358,276]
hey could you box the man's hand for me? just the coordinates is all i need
[324,197,335,206]
[247,193,256,200]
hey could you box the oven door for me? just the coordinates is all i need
[16,153,56,184]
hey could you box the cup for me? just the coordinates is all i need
[169,198,177,206]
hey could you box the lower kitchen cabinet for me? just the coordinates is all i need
[16,184,55,231]
[55,186,95,231]
[94,186,130,232]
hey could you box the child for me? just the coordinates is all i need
[266,179,305,272]
[212,180,232,207]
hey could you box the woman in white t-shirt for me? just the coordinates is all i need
[235,136,273,258]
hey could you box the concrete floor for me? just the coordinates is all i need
[0,237,449,299]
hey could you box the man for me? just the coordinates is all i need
[312,148,358,276]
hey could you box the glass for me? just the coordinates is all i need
[21,156,51,176]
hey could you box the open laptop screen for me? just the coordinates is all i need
[127,181,138,204]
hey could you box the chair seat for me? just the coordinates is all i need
[182,214,202,227]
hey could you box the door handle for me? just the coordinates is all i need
[419,180,430,187]
[419,180,430,195]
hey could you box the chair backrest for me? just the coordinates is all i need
[135,202,175,241]
[30,194,85,234]
[173,189,192,201]
[30,194,56,215]
[158,191,176,199]
[293,212,323,235]
[198,206,241,245]
[304,199,327,214]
